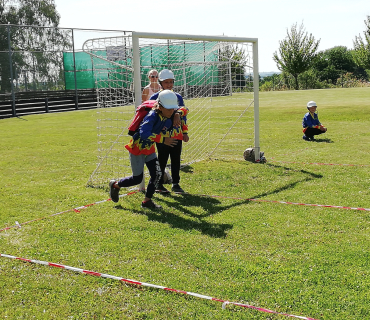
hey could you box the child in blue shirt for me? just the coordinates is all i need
[302,101,327,141]
[109,90,179,209]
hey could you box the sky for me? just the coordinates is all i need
[55,0,370,72]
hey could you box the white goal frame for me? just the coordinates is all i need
[84,31,260,188]
[131,31,260,154]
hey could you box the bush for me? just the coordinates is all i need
[259,69,370,91]
[260,81,274,91]
[336,72,370,88]
[298,69,331,89]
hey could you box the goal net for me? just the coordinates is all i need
[83,32,259,188]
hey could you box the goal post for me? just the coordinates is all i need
[84,32,260,188]
[252,40,260,160]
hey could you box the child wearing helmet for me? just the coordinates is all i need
[302,101,327,141]
[109,90,179,209]
[149,69,189,194]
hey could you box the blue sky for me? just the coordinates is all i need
[56,0,370,72]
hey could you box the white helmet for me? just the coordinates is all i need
[157,90,178,109]
[158,69,175,81]
[307,101,317,109]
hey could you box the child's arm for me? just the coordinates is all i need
[172,106,189,128]
[316,115,327,131]
[173,113,181,128]
[141,87,149,102]
[183,133,189,142]
[303,113,321,129]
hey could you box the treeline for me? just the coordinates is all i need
[262,18,370,91]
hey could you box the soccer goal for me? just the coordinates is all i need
[83,32,260,188]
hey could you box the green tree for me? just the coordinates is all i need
[273,23,320,90]
[353,15,370,70]
[259,73,281,91]
[218,44,248,91]
[314,46,356,84]
[0,0,71,93]
[313,46,367,85]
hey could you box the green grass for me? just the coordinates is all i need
[1,87,370,319]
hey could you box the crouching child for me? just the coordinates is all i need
[302,101,327,141]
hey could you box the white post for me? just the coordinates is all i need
[132,32,142,107]
[228,61,233,96]
[253,41,260,162]
[132,32,146,191]
[182,66,188,98]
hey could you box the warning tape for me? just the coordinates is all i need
[269,159,370,167]
[0,190,139,233]
[0,253,319,320]
[2,189,369,234]
[194,194,370,212]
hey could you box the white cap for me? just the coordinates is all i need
[157,90,178,109]
[158,69,175,81]
[307,101,317,108]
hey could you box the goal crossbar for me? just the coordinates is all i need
[131,32,260,158]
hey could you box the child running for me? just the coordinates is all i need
[109,90,179,209]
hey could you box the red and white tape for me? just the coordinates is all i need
[0,190,139,233]
[2,189,369,234]
[270,159,370,167]
[0,253,319,320]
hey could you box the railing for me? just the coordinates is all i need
[0,89,97,119]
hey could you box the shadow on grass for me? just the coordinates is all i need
[16,116,28,121]
[115,200,233,238]
[313,138,333,143]
[250,163,323,198]
[265,163,323,178]
[159,193,251,219]
[114,163,322,238]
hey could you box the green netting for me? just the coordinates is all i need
[63,51,95,90]
[64,42,220,90]
[64,70,95,90]
[64,50,134,89]
[139,42,219,86]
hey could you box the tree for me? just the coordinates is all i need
[313,46,368,85]
[353,15,370,70]
[313,46,357,84]
[0,0,71,93]
[218,44,248,91]
[273,23,320,90]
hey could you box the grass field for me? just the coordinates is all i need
[1,87,370,319]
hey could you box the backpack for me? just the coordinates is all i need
[127,100,157,136]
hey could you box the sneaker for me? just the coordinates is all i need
[155,184,170,193]
[109,180,119,203]
[172,184,185,193]
[141,199,162,209]
[302,135,311,141]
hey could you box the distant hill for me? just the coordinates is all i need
[259,72,281,78]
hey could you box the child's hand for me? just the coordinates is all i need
[173,113,181,127]
[164,137,178,147]
[183,134,189,142]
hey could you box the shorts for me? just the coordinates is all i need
[130,152,157,176]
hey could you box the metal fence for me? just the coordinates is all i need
[0,24,129,118]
